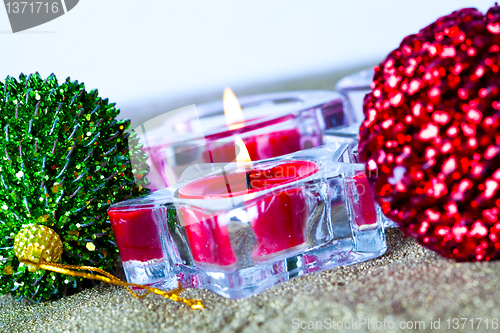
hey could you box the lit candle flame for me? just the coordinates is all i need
[224,88,253,199]
[223,87,245,130]
[234,137,255,201]
[235,137,252,169]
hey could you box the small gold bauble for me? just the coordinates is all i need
[14,224,63,272]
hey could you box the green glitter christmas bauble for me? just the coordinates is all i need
[0,73,150,301]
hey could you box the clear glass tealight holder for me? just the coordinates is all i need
[108,142,387,299]
[134,91,354,189]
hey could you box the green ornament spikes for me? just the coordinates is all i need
[0,73,150,301]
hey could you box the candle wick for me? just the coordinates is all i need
[246,171,252,190]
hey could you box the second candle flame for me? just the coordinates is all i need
[223,87,245,130]
[224,87,252,168]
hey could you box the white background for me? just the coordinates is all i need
[0,0,494,123]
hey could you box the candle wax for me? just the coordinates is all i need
[108,207,163,262]
[203,129,304,163]
[347,173,378,227]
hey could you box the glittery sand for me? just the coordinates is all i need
[1,228,499,333]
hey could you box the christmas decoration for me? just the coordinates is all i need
[0,73,150,301]
[359,5,500,261]
[14,224,63,273]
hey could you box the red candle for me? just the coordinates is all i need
[108,206,163,262]
[107,163,379,266]
[347,172,378,227]
[176,160,318,268]
[203,128,303,163]
[141,89,332,190]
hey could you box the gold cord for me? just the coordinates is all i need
[20,259,203,309]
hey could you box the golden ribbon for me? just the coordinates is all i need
[20,259,203,310]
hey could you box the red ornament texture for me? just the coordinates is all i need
[359,5,500,261]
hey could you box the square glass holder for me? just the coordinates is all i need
[136,91,354,189]
[323,123,397,229]
[108,142,387,299]
[335,68,374,123]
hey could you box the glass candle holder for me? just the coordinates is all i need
[335,68,374,122]
[323,123,397,229]
[134,91,353,190]
[108,143,387,299]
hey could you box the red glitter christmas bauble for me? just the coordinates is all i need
[359,5,500,261]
